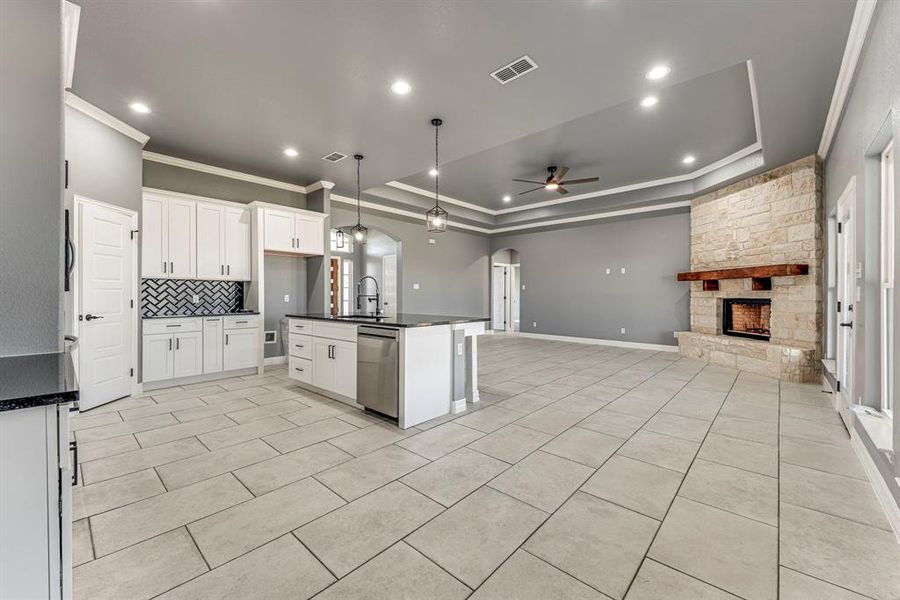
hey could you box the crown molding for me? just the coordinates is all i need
[63,1,80,89]
[306,180,335,192]
[385,181,500,215]
[65,92,149,146]
[818,0,878,159]
[490,200,691,234]
[330,193,492,234]
[142,151,308,194]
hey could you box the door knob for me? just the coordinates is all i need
[84,314,104,321]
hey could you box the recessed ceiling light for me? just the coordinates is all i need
[682,154,696,165]
[391,80,412,95]
[645,65,671,81]
[129,102,150,114]
[502,195,512,203]
[429,168,438,176]
[640,95,659,108]
[283,147,299,158]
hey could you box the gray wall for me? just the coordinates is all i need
[0,0,63,356]
[491,210,691,346]
[331,204,490,317]
[823,0,900,488]
[263,255,307,358]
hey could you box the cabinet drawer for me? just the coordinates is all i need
[288,356,312,384]
[143,317,202,334]
[312,321,357,343]
[288,319,312,334]
[288,333,312,359]
[224,315,258,330]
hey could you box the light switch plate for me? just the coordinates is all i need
[620,267,626,274]
[284,294,290,302]
[192,294,199,304]
[428,238,436,245]
[620,327,626,334]
[457,343,463,356]
[532,322,537,327]
[413,283,420,290]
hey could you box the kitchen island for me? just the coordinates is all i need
[283,313,488,428]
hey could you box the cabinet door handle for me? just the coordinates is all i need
[169,338,172,351]
[227,264,230,276]
[69,441,78,486]
[166,324,182,328]
[236,320,248,324]
[295,344,303,348]
[295,367,304,372]
[170,261,174,273]
[163,261,167,273]
[221,265,224,275]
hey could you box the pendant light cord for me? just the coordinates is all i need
[356,156,361,225]
[434,122,440,209]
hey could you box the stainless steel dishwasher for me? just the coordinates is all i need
[356,326,399,418]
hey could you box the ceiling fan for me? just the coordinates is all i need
[513,166,599,195]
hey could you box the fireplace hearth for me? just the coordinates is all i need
[722,298,771,341]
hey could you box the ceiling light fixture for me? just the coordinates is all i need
[129,102,150,114]
[349,154,368,244]
[545,182,559,191]
[640,95,659,108]
[391,80,412,95]
[682,154,696,165]
[645,65,671,81]
[429,168,438,177]
[426,118,448,232]
[503,195,512,203]
[283,147,299,158]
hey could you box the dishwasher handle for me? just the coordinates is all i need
[357,326,399,340]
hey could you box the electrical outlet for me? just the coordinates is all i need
[192,294,200,304]
[532,321,537,328]
[521,284,526,290]
[413,283,420,290]
[673,331,679,338]
[457,343,463,356]
[605,268,611,275]
[620,327,626,334]
[428,238,436,245]
[284,294,290,302]
[620,267,626,274]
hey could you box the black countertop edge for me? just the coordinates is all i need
[285,313,491,328]
[142,311,260,320]
[0,352,79,413]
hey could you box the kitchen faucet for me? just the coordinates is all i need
[356,275,382,316]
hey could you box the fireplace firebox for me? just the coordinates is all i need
[722,298,771,341]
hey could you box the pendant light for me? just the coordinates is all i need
[349,153,368,244]
[335,228,345,249]
[426,118,448,232]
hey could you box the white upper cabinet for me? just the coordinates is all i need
[263,207,325,256]
[141,195,167,278]
[167,198,196,278]
[196,203,225,279]
[223,206,251,280]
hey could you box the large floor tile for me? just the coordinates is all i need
[73,518,94,567]
[76,434,140,462]
[709,415,778,446]
[396,422,484,460]
[315,542,470,600]
[74,528,207,600]
[626,559,741,599]
[697,432,777,477]
[408,487,546,588]
[196,415,294,450]
[471,549,607,600]
[780,503,900,600]
[648,497,777,600]
[617,430,699,473]
[580,455,682,520]
[189,477,344,567]
[779,436,866,480]
[488,450,593,512]
[134,415,236,447]
[540,426,622,468]
[466,424,552,464]
[233,441,352,495]
[780,463,891,530]
[80,437,207,485]
[328,423,410,456]
[779,567,869,600]
[401,447,508,506]
[314,445,428,501]
[643,412,711,442]
[263,417,357,452]
[171,398,255,423]
[579,409,648,439]
[76,413,178,443]
[74,468,165,520]
[678,458,777,525]
[159,535,333,600]
[495,392,557,414]
[118,397,205,421]
[453,405,523,433]
[297,482,443,577]
[225,399,308,424]
[780,416,851,446]
[283,403,349,426]
[514,404,587,435]
[89,474,252,557]
[70,411,123,431]
[524,492,658,600]
[156,438,278,490]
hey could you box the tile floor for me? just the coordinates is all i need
[70,336,900,600]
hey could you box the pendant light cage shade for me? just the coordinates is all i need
[349,222,368,244]
[335,228,345,249]
[426,204,448,232]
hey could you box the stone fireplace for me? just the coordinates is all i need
[677,156,823,382]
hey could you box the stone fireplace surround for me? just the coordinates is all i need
[677,156,823,383]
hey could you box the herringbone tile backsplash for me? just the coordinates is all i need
[142,279,243,317]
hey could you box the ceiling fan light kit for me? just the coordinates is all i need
[513,165,600,196]
[426,118,448,232]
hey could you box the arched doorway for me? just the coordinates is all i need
[490,248,520,332]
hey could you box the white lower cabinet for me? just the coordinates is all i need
[143,333,174,382]
[289,319,357,401]
[203,318,223,373]
[224,327,259,371]
[173,330,203,378]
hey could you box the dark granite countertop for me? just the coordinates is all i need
[286,313,490,328]
[143,311,260,320]
[0,352,79,412]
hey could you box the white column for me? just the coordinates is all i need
[465,333,480,404]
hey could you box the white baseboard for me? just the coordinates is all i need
[515,332,679,352]
[451,398,467,414]
[264,355,287,366]
[851,433,900,544]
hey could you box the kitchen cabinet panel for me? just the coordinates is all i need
[203,318,223,374]
[224,328,258,371]
[141,195,167,278]
[196,203,225,279]
[224,206,251,280]
[173,330,203,378]
[166,198,196,278]
[142,333,173,383]
[295,214,323,255]
[264,208,296,253]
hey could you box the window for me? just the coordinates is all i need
[341,258,354,315]
[881,141,894,416]
[330,229,353,254]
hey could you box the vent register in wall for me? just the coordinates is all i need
[141,279,243,317]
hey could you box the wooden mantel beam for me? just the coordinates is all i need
[677,263,809,283]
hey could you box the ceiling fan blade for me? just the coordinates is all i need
[559,177,600,186]
[518,187,545,195]
[556,186,569,195]
[551,166,569,182]
[512,178,545,184]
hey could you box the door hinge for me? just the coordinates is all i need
[837,222,842,233]
[837,301,841,312]
[64,160,68,189]
[130,299,134,308]
[130,368,134,377]
[836,380,841,392]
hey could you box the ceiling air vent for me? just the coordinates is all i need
[322,152,348,163]
[490,55,538,85]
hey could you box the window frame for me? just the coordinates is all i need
[880,141,894,416]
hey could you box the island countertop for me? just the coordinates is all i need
[0,352,79,412]
[286,313,490,328]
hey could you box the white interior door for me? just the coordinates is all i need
[382,254,397,316]
[511,265,521,332]
[492,264,508,330]
[836,185,855,425]
[79,201,134,410]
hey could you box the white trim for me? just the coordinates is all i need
[142,186,251,210]
[142,151,308,194]
[746,59,764,156]
[515,332,679,352]
[850,433,900,543]
[65,92,149,146]
[263,355,287,366]
[305,181,335,192]
[491,200,691,233]
[818,0,878,159]
[451,398,467,414]
[385,143,759,216]
[62,1,81,90]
